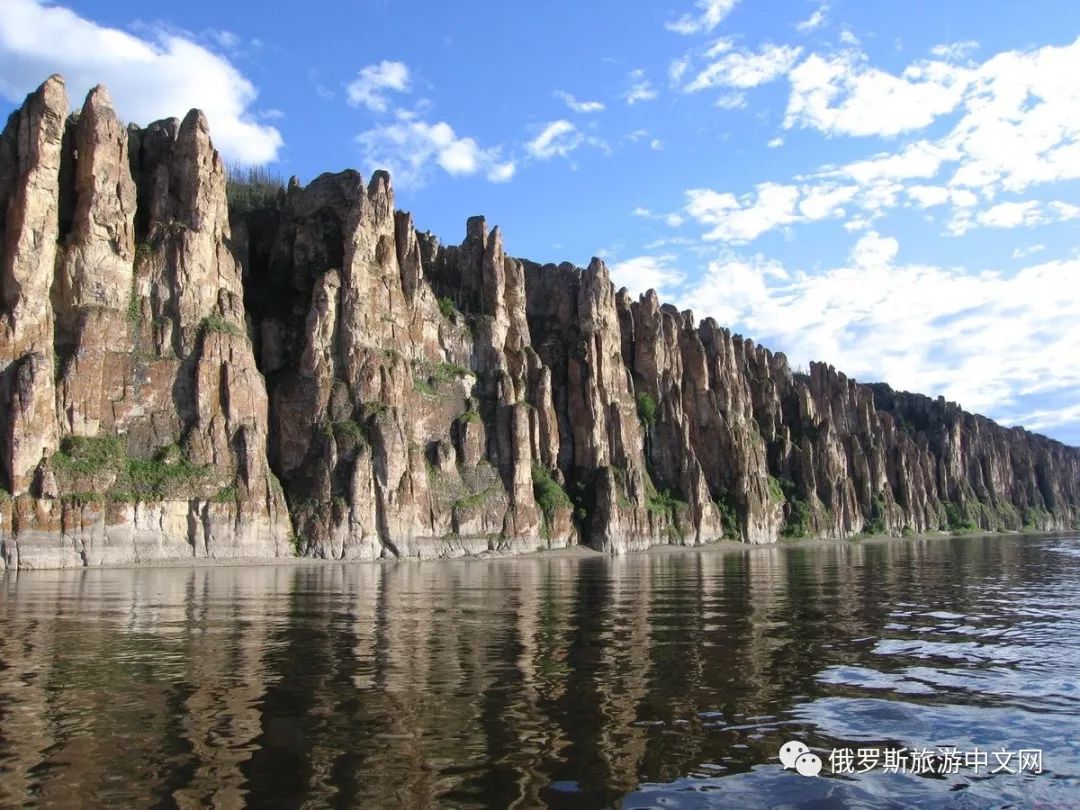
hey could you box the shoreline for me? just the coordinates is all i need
[4,527,1076,575]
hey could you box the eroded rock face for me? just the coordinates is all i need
[1,78,288,568]
[1,74,1078,569]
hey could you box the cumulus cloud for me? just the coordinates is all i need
[677,38,1080,245]
[784,51,971,137]
[685,183,802,242]
[0,0,282,163]
[554,90,604,113]
[356,115,514,186]
[346,60,410,112]
[666,0,740,35]
[609,255,687,297]
[674,243,1080,427]
[949,199,1080,235]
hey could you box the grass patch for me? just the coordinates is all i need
[200,314,245,339]
[53,435,126,475]
[781,497,814,539]
[415,361,471,397]
[714,491,740,538]
[455,487,497,512]
[532,464,571,535]
[430,361,471,383]
[458,409,482,424]
[0,487,11,504]
[768,475,785,503]
[636,391,657,427]
[944,500,977,532]
[211,485,238,504]
[61,491,104,506]
[437,296,458,321]
[332,419,367,447]
[127,288,142,327]
[645,483,688,519]
[122,454,208,500]
[226,165,285,216]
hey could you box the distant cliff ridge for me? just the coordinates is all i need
[0,76,1077,569]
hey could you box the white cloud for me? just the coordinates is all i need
[0,0,282,163]
[798,184,858,220]
[905,185,951,208]
[835,140,950,184]
[624,69,658,104]
[685,183,802,242]
[850,230,899,267]
[685,43,803,92]
[669,57,691,84]
[715,92,747,109]
[784,51,970,137]
[356,116,514,186]
[650,138,664,151]
[675,246,1080,422]
[526,119,584,160]
[767,136,784,148]
[346,60,410,112]
[609,255,687,297]
[796,4,829,33]
[931,40,979,61]
[943,37,1080,192]
[633,206,684,228]
[666,0,740,35]
[554,90,605,113]
[1012,244,1046,259]
[949,199,1080,235]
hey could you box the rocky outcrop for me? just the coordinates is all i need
[1,75,1078,568]
[1,77,288,568]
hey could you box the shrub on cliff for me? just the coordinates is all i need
[636,392,657,426]
[226,165,285,216]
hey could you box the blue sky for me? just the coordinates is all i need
[2,0,1079,444]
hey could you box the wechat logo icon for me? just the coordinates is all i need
[779,741,823,777]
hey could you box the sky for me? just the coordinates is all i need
[2,0,1079,445]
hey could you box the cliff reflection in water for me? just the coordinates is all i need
[1,535,1078,808]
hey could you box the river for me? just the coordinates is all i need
[1,533,1078,808]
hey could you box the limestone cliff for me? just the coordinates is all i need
[1,76,1077,568]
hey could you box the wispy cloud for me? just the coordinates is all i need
[666,0,740,36]
[795,4,829,33]
[526,119,584,159]
[554,90,604,113]
[624,69,658,104]
[346,60,410,112]
[683,43,803,93]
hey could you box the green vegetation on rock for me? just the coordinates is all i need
[713,491,740,538]
[437,296,458,321]
[225,165,285,216]
[636,391,657,427]
[532,464,571,537]
[200,314,245,339]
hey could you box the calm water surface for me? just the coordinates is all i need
[1,534,1079,808]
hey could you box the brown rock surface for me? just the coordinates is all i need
[1,75,1078,568]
